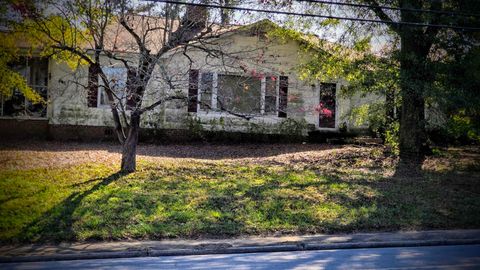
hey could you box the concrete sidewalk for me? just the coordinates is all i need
[1,230,480,263]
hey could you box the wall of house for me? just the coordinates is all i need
[150,33,306,134]
[48,58,123,127]
[149,31,362,135]
[45,31,376,137]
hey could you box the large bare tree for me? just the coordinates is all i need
[13,0,281,172]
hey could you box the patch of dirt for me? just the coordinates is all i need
[0,141,122,171]
[0,140,387,171]
[1,140,477,175]
[423,146,480,172]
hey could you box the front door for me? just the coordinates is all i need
[319,83,336,128]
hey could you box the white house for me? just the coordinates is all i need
[0,19,380,141]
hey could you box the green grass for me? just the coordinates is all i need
[1,155,480,243]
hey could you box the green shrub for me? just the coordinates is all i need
[186,116,205,140]
[349,102,399,152]
[446,111,480,143]
[277,118,308,136]
[385,122,399,154]
[349,103,386,138]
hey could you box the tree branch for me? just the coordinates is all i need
[51,45,94,65]
[103,50,133,69]
[119,16,148,54]
[139,95,186,114]
[364,0,400,33]
[424,0,442,42]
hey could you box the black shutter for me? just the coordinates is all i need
[126,68,137,110]
[278,76,288,118]
[87,65,99,107]
[188,69,199,112]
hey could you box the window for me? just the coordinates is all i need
[96,66,127,108]
[0,57,48,118]
[217,74,261,114]
[318,83,336,128]
[189,71,287,116]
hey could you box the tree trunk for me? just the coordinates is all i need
[121,113,140,173]
[396,31,430,175]
[397,82,426,174]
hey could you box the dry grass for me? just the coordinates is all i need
[0,140,389,171]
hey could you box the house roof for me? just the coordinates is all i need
[100,15,178,54]
[215,19,345,55]
[12,13,355,62]
[97,15,242,54]
[91,16,338,55]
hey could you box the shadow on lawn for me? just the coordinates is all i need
[13,147,480,243]
[0,139,341,160]
[18,172,126,243]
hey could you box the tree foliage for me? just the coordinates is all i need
[267,0,480,168]
[0,1,44,105]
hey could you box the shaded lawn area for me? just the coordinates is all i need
[0,142,479,243]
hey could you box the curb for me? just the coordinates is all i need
[2,238,480,263]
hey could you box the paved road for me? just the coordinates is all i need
[2,244,480,270]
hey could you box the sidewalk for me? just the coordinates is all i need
[1,229,480,263]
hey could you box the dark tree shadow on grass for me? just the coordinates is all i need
[17,172,126,243]
[0,139,343,160]
[8,147,480,244]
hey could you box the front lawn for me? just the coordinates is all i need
[1,142,479,243]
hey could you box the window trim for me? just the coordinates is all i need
[96,66,128,109]
[97,86,111,109]
[196,71,281,117]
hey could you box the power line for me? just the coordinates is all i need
[295,0,480,18]
[145,0,480,31]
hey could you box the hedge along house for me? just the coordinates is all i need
[1,17,379,141]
